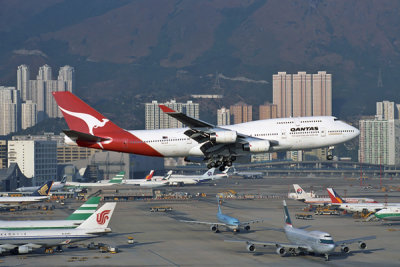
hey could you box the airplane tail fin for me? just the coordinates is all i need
[77,202,116,229]
[217,197,222,214]
[222,167,230,174]
[108,171,125,184]
[52,91,124,136]
[60,175,67,184]
[145,170,155,181]
[163,170,173,180]
[293,184,307,199]
[283,200,293,227]
[32,181,53,196]
[203,168,215,178]
[327,188,346,203]
[66,196,101,221]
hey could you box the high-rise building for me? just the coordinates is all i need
[145,100,199,129]
[58,65,74,93]
[273,72,292,118]
[21,100,37,130]
[259,103,277,120]
[0,140,7,169]
[292,71,312,117]
[312,71,332,116]
[217,107,231,126]
[376,101,395,120]
[230,102,252,124]
[17,65,30,101]
[273,71,332,117]
[37,64,52,80]
[8,139,57,185]
[0,86,20,135]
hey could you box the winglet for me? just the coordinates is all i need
[32,181,53,196]
[327,188,345,203]
[283,200,293,227]
[159,105,177,113]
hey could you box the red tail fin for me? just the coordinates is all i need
[326,188,345,203]
[146,170,155,181]
[52,92,123,136]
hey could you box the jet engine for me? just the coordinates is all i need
[210,225,219,232]
[244,225,250,231]
[18,245,32,254]
[210,131,237,143]
[276,246,287,256]
[246,243,255,252]
[358,241,367,250]
[341,246,350,253]
[0,248,4,254]
[242,140,270,152]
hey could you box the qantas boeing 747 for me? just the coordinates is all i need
[53,92,359,170]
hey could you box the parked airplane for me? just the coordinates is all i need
[0,181,53,208]
[0,202,116,255]
[180,199,263,232]
[53,92,359,171]
[226,200,375,261]
[375,207,400,221]
[167,168,227,186]
[65,171,125,189]
[16,176,67,192]
[122,170,171,187]
[0,197,101,230]
[327,188,400,213]
[289,185,376,205]
[232,167,263,179]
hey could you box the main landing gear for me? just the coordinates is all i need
[207,156,236,171]
[326,146,334,160]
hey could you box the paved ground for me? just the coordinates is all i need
[1,175,400,266]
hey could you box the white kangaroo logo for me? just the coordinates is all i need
[59,106,109,135]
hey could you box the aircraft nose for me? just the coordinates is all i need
[353,127,360,137]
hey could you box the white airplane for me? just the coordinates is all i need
[0,202,116,255]
[327,188,400,213]
[289,185,376,205]
[0,181,53,208]
[180,199,263,233]
[0,197,101,230]
[232,167,263,179]
[65,171,124,188]
[167,168,227,186]
[52,92,359,171]
[226,200,376,261]
[375,207,400,221]
[16,176,67,192]
[122,170,172,187]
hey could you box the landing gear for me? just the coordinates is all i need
[208,156,236,170]
[326,146,334,160]
[324,254,329,261]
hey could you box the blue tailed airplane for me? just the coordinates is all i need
[180,198,263,233]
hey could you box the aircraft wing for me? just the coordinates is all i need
[159,105,278,154]
[240,218,264,225]
[63,129,110,143]
[335,235,376,246]
[179,220,226,226]
[225,239,309,250]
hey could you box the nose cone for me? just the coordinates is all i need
[353,126,360,137]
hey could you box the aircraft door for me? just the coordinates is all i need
[320,127,326,137]
[281,129,287,139]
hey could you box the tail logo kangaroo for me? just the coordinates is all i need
[59,106,109,135]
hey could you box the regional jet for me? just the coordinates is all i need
[180,199,263,233]
[52,92,359,171]
[0,197,101,230]
[0,202,116,255]
[226,200,375,261]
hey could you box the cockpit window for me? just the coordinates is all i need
[320,239,334,244]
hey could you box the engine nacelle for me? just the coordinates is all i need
[341,246,350,253]
[0,247,4,254]
[358,242,367,250]
[210,225,218,232]
[276,246,287,256]
[18,245,31,254]
[246,243,255,252]
[244,225,250,231]
[242,140,271,152]
[210,131,237,143]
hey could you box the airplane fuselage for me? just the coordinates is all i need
[217,212,240,231]
[284,226,335,254]
[69,116,359,158]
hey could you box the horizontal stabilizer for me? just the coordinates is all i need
[63,129,110,143]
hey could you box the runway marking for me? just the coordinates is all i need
[148,249,180,266]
